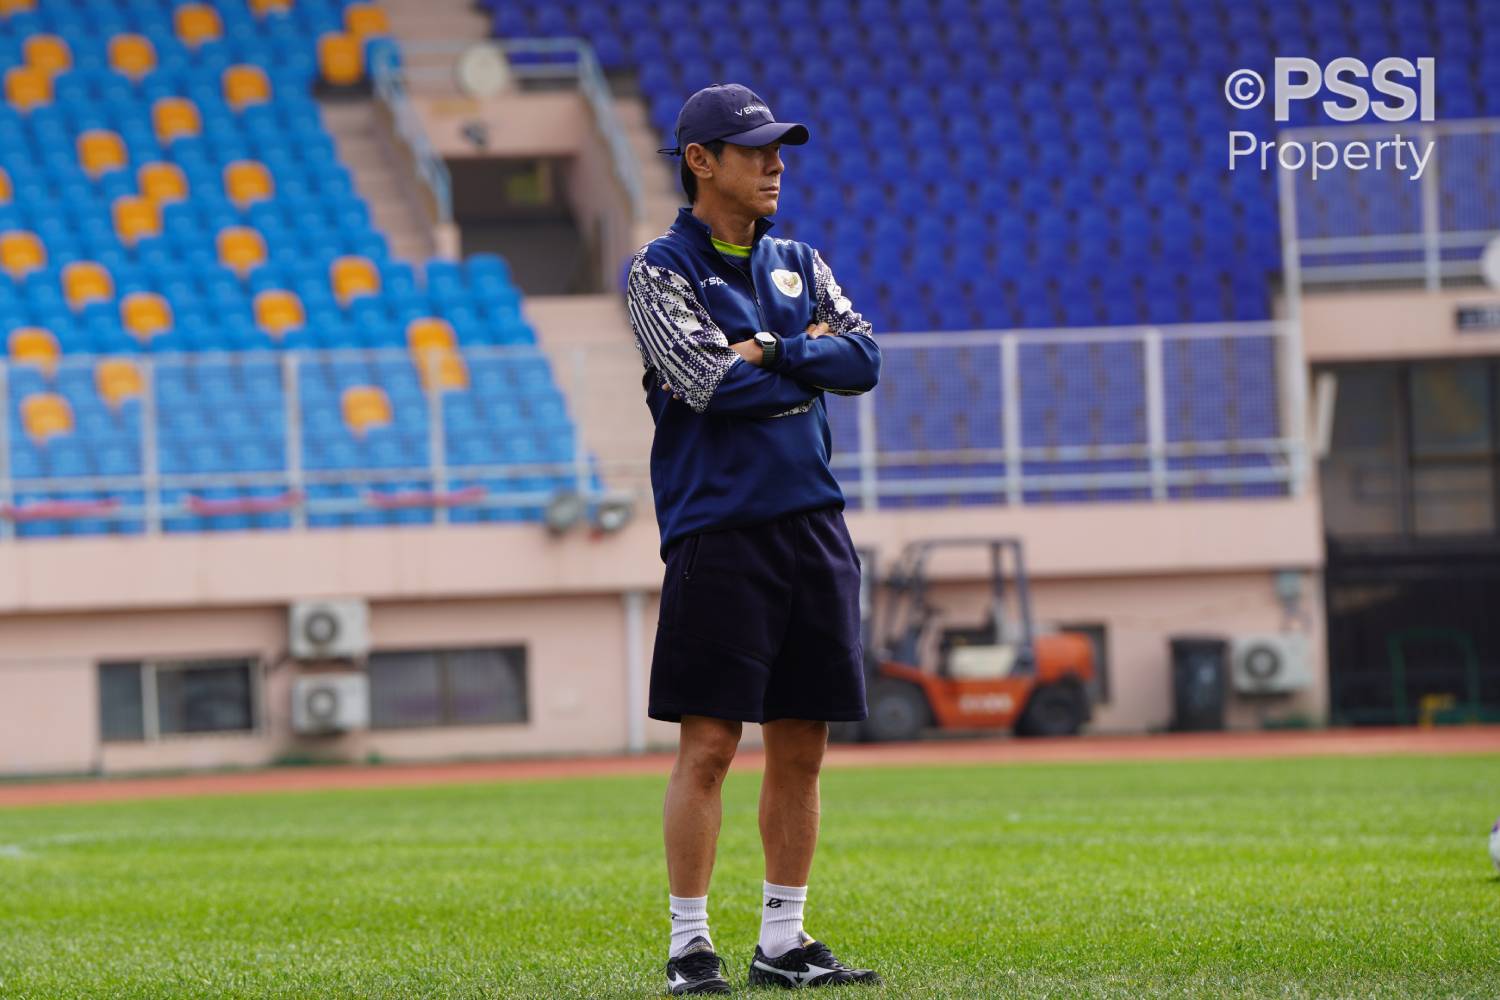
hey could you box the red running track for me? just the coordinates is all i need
[1,726,1496,809]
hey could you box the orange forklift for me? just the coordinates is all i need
[837,538,1097,742]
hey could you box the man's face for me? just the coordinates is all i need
[706,141,784,216]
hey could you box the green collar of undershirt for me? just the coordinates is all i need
[710,236,752,258]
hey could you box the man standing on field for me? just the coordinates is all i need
[624,84,883,995]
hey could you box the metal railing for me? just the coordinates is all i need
[1280,117,1500,289]
[378,37,644,224]
[818,323,1301,508]
[369,43,455,225]
[0,346,625,540]
[0,321,1301,541]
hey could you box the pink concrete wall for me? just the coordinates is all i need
[0,491,1324,777]
[1301,286,1500,362]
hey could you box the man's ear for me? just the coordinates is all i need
[684,142,716,181]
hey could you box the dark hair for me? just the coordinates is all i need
[680,140,726,203]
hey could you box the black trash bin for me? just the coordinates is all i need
[1169,636,1228,731]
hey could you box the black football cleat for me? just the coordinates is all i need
[747,932,882,988]
[665,936,732,995]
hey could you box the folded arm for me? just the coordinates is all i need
[625,254,815,418]
[772,250,881,395]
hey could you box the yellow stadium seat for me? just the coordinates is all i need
[62,261,114,311]
[77,129,127,179]
[152,97,201,144]
[0,166,9,204]
[174,3,222,47]
[20,393,73,442]
[23,34,70,76]
[5,66,51,110]
[8,327,59,375]
[95,359,144,408]
[416,351,470,391]
[329,256,380,304]
[112,195,161,247]
[248,0,291,13]
[406,317,457,354]
[138,162,188,204]
[254,290,305,338]
[344,2,390,37]
[318,32,363,87]
[222,64,271,109]
[0,0,37,16]
[120,291,172,340]
[341,385,392,436]
[217,227,267,276]
[108,33,156,79]
[0,230,45,278]
[223,160,274,208]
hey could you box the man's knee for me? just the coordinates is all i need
[676,716,743,786]
[764,720,828,777]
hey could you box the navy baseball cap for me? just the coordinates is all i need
[656,83,809,155]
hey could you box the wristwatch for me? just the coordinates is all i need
[753,330,779,367]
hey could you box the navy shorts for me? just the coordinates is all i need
[648,505,869,725]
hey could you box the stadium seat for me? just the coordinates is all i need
[254,289,305,338]
[224,160,274,207]
[111,195,160,246]
[406,316,456,355]
[108,33,157,80]
[138,162,188,204]
[345,3,391,38]
[318,32,363,86]
[62,261,113,310]
[77,129,128,179]
[22,34,69,77]
[0,167,9,204]
[248,0,292,13]
[417,351,469,391]
[218,227,267,276]
[0,0,35,15]
[223,65,271,110]
[0,230,45,278]
[8,327,59,374]
[120,291,172,340]
[95,358,144,408]
[4,65,50,110]
[331,255,379,304]
[152,97,201,144]
[20,392,73,442]
[173,3,222,48]
[341,385,392,436]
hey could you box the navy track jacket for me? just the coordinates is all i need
[625,207,881,557]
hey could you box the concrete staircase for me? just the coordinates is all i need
[320,98,436,263]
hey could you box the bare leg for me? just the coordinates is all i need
[759,719,829,885]
[664,715,743,896]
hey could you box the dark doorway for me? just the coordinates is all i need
[1319,358,1500,725]
[446,156,597,295]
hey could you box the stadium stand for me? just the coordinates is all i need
[490,0,1407,502]
[0,0,591,537]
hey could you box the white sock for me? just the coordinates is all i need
[759,880,808,958]
[669,894,711,957]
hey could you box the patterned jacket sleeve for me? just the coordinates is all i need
[771,250,881,396]
[625,251,815,418]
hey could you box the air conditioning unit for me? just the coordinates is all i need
[1231,634,1313,695]
[289,599,369,660]
[292,673,369,734]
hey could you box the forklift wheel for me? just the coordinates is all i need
[1015,682,1086,738]
[864,679,931,743]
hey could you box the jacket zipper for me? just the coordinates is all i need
[729,249,767,334]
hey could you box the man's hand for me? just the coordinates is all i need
[806,322,833,338]
[730,339,765,366]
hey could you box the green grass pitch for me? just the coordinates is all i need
[1,753,1497,998]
